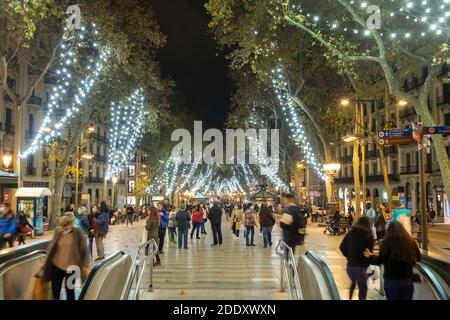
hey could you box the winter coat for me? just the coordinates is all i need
[95,211,109,236]
[192,209,204,223]
[339,226,374,268]
[280,205,307,247]
[17,214,34,234]
[159,208,169,229]
[208,205,223,225]
[175,210,191,229]
[232,209,243,229]
[260,207,275,227]
[145,217,159,241]
[0,212,17,236]
[75,214,91,236]
[43,227,88,282]
[243,209,257,227]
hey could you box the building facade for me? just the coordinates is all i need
[333,64,450,224]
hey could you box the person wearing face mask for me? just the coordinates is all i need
[17,209,35,245]
[87,205,97,259]
[0,203,17,249]
[364,201,377,239]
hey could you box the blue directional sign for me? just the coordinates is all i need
[425,126,450,135]
[378,128,412,139]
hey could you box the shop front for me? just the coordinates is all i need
[14,187,52,236]
[0,170,18,203]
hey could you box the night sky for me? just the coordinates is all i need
[149,0,233,129]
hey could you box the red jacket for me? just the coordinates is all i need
[192,209,204,222]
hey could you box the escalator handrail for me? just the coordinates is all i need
[78,251,126,300]
[416,262,450,300]
[0,250,47,276]
[305,251,341,300]
[420,255,450,286]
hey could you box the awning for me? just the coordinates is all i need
[250,188,277,201]
[192,193,209,200]
[0,170,18,185]
[15,187,52,197]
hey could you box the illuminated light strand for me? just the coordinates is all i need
[21,23,110,158]
[106,88,147,179]
[271,67,326,180]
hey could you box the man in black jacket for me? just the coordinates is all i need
[208,203,223,245]
[279,194,306,251]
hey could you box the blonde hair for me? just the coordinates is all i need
[60,212,75,227]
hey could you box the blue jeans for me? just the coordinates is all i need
[191,221,201,238]
[169,227,177,241]
[245,226,255,246]
[262,226,273,247]
[88,236,94,258]
[201,220,206,233]
[177,226,188,249]
[211,224,222,245]
[346,266,368,300]
[384,278,414,300]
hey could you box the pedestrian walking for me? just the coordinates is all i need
[168,207,178,243]
[365,221,421,300]
[279,194,306,252]
[17,209,35,245]
[157,203,169,254]
[0,202,16,249]
[145,207,161,265]
[208,202,223,246]
[200,204,208,234]
[175,205,191,249]
[42,212,89,300]
[339,216,374,300]
[191,205,203,239]
[243,204,257,246]
[364,201,377,239]
[87,205,97,259]
[125,205,134,226]
[94,201,109,261]
[429,207,436,226]
[232,204,243,239]
[374,210,387,241]
[260,203,275,248]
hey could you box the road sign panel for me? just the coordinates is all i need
[425,126,450,135]
[378,128,412,139]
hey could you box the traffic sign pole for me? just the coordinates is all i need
[417,116,429,251]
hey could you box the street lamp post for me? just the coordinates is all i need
[341,98,369,218]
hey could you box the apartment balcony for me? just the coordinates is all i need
[367,174,400,183]
[44,76,58,85]
[28,96,43,107]
[437,95,450,106]
[89,133,109,144]
[4,124,15,135]
[367,150,378,159]
[87,176,105,183]
[400,165,433,175]
[340,155,353,163]
[93,154,107,162]
[385,146,398,156]
[400,108,416,119]
[26,167,37,176]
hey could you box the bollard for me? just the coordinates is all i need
[148,243,154,292]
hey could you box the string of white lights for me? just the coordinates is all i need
[22,23,110,158]
[272,66,326,180]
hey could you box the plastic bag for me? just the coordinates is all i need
[367,265,381,291]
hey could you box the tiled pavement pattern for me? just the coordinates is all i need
[140,217,288,300]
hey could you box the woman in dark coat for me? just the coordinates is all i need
[145,207,161,265]
[339,216,374,300]
[365,221,421,300]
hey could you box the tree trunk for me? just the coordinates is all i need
[48,118,87,229]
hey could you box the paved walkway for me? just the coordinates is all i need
[140,217,288,300]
